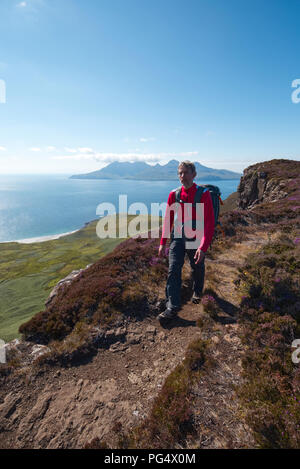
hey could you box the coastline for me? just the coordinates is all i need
[0,215,163,245]
[0,219,99,245]
[1,229,81,244]
[0,178,238,246]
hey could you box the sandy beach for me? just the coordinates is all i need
[1,228,81,244]
[0,216,162,245]
[0,219,100,245]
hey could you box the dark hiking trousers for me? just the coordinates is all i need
[165,235,205,312]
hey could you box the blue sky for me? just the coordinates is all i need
[0,0,300,174]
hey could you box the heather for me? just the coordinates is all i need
[19,232,168,344]
[235,232,300,448]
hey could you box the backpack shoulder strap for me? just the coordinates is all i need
[193,184,206,205]
[174,186,182,203]
[174,183,216,205]
[175,184,206,204]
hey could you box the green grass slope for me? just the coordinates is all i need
[0,215,162,342]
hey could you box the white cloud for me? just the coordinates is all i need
[29,147,41,152]
[0,146,7,151]
[52,150,199,164]
[64,147,77,153]
[78,147,94,154]
[17,1,27,7]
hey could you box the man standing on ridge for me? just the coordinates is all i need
[157,160,215,320]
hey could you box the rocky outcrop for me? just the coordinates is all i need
[45,264,93,306]
[237,166,288,210]
[2,319,163,370]
[3,339,51,367]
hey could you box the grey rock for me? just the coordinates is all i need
[45,263,93,306]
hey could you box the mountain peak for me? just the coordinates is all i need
[70,159,242,180]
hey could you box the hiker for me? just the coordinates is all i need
[157,160,215,320]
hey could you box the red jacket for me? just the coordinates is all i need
[160,182,215,252]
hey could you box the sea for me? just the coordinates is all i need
[0,174,240,243]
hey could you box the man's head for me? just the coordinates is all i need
[178,161,197,188]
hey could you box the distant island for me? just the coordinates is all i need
[70,159,242,181]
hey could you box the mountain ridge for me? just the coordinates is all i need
[70,159,242,181]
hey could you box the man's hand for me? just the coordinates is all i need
[158,245,168,257]
[194,248,205,264]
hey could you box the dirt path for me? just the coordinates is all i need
[0,225,275,449]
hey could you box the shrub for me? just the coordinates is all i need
[236,232,300,448]
[19,234,168,344]
[201,294,219,319]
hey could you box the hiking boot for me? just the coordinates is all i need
[192,292,203,304]
[157,308,178,321]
